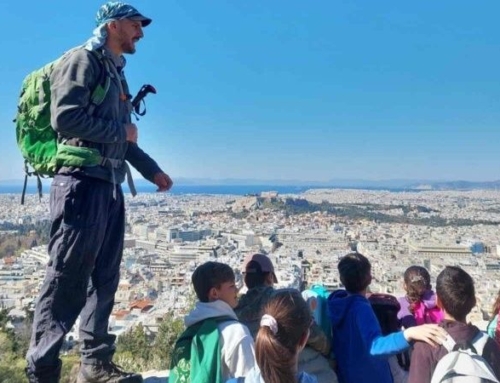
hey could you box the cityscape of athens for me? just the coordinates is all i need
[2,187,499,337]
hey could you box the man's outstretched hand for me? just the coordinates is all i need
[153,172,173,192]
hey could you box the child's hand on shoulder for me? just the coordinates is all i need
[403,324,448,347]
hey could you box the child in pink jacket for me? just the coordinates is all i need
[397,266,443,328]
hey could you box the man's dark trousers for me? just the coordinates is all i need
[26,173,125,381]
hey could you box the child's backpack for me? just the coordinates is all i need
[368,293,411,371]
[302,284,333,342]
[412,299,444,325]
[487,313,500,344]
[309,284,332,338]
[169,316,235,383]
[14,47,110,203]
[430,332,499,383]
[496,317,500,345]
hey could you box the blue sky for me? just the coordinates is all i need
[2,1,499,182]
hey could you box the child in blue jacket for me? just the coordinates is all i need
[327,253,447,383]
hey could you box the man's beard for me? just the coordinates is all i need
[122,41,137,54]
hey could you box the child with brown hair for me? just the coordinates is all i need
[328,253,447,383]
[228,289,320,383]
[408,266,500,383]
[170,261,255,383]
[368,293,409,383]
[235,253,334,382]
[397,265,443,328]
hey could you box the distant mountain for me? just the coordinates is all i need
[409,180,500,191]
[1,177,500,191]
[143,177,434,188]
[172,178,500,190]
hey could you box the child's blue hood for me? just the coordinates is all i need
[327,289,367,326]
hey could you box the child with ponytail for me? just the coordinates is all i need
[398,266,443,328]
[227,289,319,383]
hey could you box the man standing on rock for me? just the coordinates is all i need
[26,2,173,382]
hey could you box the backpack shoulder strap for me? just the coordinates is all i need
[442,331,489,354]
[213,315,238,324]
[471,331,490,355]
[86,49,111,113]
[174,315,236,347]
[441,334,457,353]
[176,321,203,344]
[54,47,111,115]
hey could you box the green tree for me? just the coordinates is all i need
[0,331,15,358]
[152,314,184,368]
[12,316,32,358]
[61,355,80,383]
[116,323,151,361]
[0,308,8,328]
[0,358,27,383]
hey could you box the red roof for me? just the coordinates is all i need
[129,299,154,312]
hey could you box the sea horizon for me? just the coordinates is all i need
[0,183,419,196]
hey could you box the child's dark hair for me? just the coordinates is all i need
[255,289,311,383]
[436,266,476,322]
[492,289,500,317]
[369,294,410,371]
[244,260,269,289]
[338,253,372,293]
[191,261,235,303]
[368,294,401,335]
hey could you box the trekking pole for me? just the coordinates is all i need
[131,84,156,117]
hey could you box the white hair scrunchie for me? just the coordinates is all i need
[410,275,424,283]
[260,314,278,335]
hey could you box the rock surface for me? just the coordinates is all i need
[142,370,169,383]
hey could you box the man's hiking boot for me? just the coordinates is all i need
[76,361,143,383]
[25,360,62,383]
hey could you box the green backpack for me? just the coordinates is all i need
[169,316,235,383]
[14,47,111,202]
